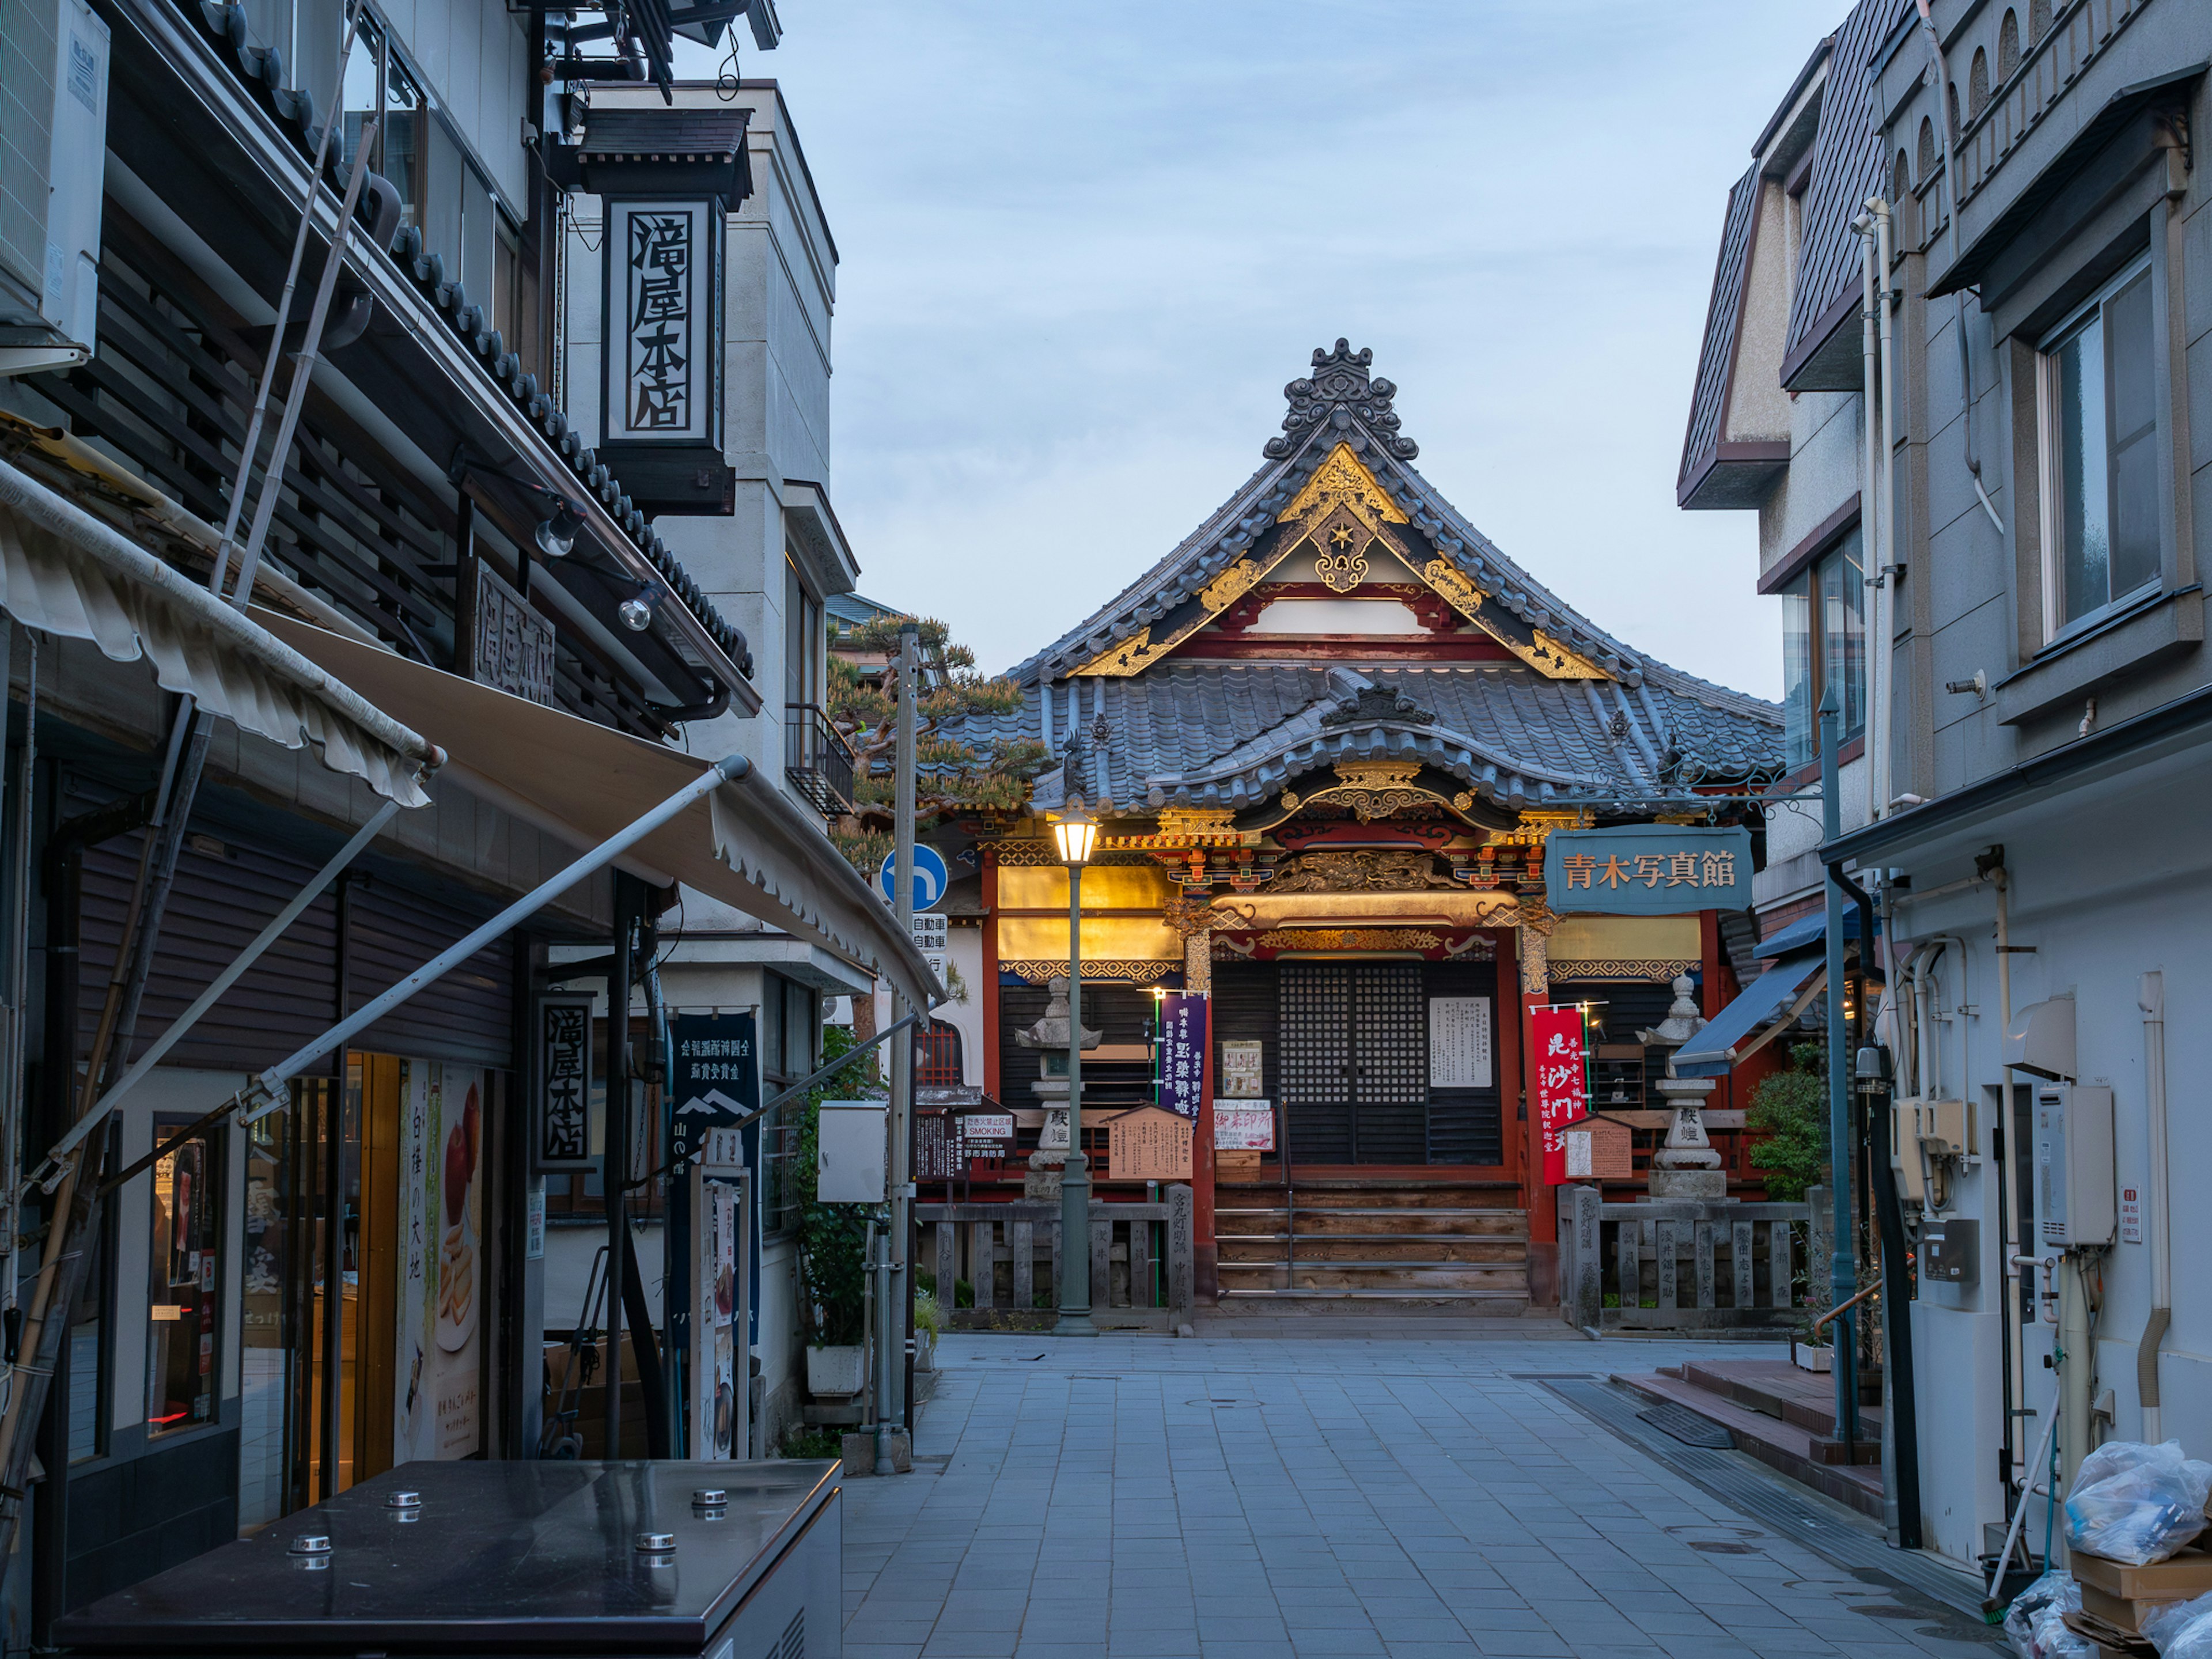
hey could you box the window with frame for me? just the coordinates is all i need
[146,1118,223,1438]
[2039,257,2158,637]
[1779,525,1866,770]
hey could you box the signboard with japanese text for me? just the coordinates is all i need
[1157,993,1207,1121]
[468,561,554,707]
[1543,825,1752,915]
[1427,997,1493,1089]
[1214,1101,1275,1150]
[602,199,722,447]
[1219,1040,1263,1099]
[1531,1005,1589,1185]
[1110,1106,1192,1181]
[688,1154,746,1462]
[534,995,595,1172]
[668,1011,760,1355]
[395,1061,484,1464]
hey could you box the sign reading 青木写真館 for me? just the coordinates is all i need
[603,200,722,447]
[535,995,595,1172]
[1157,993,1207,1121]
[1531,1005,1589,1185]
[1542,825,1752,915]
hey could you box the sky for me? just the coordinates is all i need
[676,3,1848,699]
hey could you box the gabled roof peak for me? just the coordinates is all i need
[1266,339,1419,461]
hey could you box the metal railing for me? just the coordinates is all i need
[783,702,856,816]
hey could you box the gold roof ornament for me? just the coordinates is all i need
[1278,444,1410,527]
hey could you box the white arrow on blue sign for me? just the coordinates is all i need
[877,845,951,912]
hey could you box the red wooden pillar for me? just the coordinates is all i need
[981,851,1001,1101]
[1195,971,1217,1305]
[1502,924,1558,1307]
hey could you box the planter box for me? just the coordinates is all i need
[1792,1340,1832,1373]
[806,1344,865,1398]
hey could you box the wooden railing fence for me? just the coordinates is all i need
[915,1188,1194,1331]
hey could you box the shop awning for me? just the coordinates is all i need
[1756,907,1874,960]
[0,456,438,805]
[253,611,941,1010]
[1673,947,1825,1078]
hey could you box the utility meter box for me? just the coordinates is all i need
[1920,1218,1979,1286]
[816,1101,887,1203]
[2034,1084,2113,1247]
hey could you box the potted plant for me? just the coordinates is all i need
[796,1030,874,1398]
[912,1289,944,1373]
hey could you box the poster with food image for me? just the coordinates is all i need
[691,1164,739,1460]
[395,1060,484,1464]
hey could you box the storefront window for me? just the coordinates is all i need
[1779,525,1865,770]
[146,1118,222,1438]
[65,1172,108,1464]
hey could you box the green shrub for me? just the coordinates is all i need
[1747,1042,1830,1203]
[775,1426,844,1460]
[914,1290,944,1339]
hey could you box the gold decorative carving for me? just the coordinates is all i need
[1198,559,1264,611]
[1254,928,1444,952]
[1264,850,1460,894]
[1517,929,1549,996]
[1155,806,1239,838]
[985,839,1063,866]
[1452,791,1475,811]
[1277,443,1409,527]
[1183,930,1213,995]
[1546,957,1702,984]
[1495,810,1588,849]
[1278,791,1301,812]
[1333,759,1422,790]
[1422,558,1486,617]
[1162,895,1219,938]
[1516,896,1559,938]
[1527,628,1609,680]
[999,959,1183,986]
[1071,627,1156,677]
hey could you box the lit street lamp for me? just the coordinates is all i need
[1052,800,1098,1336]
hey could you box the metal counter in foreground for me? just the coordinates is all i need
[53,1459,840,1657]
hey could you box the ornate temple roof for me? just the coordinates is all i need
[964,342,1783,821]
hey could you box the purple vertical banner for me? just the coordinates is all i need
[1158,993,1207,1121]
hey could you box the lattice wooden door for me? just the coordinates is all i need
[1278,963,1428,1164]
[1351,963,1427,1164]
[1278,964,1353,1162]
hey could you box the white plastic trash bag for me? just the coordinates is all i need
[2143,1590,2212,1657]
[2065,1440,2212,1566]
[2005,1570,2090,1659]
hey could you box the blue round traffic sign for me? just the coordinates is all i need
[877,845,950,911]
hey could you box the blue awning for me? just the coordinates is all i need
[1758,907,1877,960]
[1674,947,1825,1078]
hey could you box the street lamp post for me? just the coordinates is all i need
[1053,800,1099,1336]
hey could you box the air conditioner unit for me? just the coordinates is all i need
[0,0,109,377]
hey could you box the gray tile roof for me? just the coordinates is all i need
[961,660,1782,816]
[1678,164,1761,494]
[1783,0,1911,374]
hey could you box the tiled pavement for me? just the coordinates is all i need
[839,1321,2003,1659]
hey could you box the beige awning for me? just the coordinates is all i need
[0,455,437,805]
[253,610,940,1009]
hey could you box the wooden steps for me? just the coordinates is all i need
[1214,1180,1529,1308]
[1612,1361,1886,1520]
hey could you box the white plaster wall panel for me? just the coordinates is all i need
[1726,181,1796,445]
[1758,391,1862,575]
[1910,1302,2003,1563]
[940,926,987,1087]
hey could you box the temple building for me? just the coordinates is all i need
[927,342,1786,1308]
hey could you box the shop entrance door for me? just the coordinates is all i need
[1277,963,1427,1164]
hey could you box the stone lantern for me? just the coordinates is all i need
[1637,974,1728,1201]
[1013,977,1099,1199]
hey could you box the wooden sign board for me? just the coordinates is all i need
[1109,1106,1192,1181]
[1561,1116,1634,1180]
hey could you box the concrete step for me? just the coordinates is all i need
[1613,1370,1884,1521]
[1221,1287,1532,1309]
[1220,1263,1530,1293]
[1216,1236,1525,1264]
[1676,1359,1883,1438]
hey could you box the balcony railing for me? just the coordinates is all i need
[784,703,856,816]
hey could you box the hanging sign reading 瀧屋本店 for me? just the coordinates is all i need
[395,1061,485,1464]
[1427,997,1493,1089]
[1541,825,1752,915]
[1531,1005,1589,1185]
[602,199,724,447]
[1219,1040,1263,1099]
[1157,993,1207,1121]
[535,995,595,1172]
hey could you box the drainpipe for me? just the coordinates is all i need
[1854,210,1888,823]
[1818,686,1858,1448]
[1990,854,2028,1498]
[1835,863,1922,1550]
[2137,973,2170,1441]
[1872,195,1900,818]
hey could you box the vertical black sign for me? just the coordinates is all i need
[535,995,596,1171]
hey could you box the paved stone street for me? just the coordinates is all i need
[840,1325,2003,1659]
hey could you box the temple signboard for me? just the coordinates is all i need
[1542,825,1752,915]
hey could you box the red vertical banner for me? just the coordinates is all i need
[1531,1005,1589,1185]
